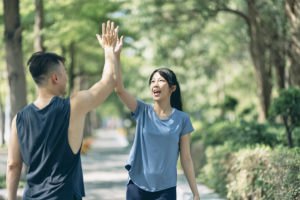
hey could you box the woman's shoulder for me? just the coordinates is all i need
[173,109,191,119]
[137,99,152,108]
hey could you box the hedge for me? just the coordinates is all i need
[198,145,300,199]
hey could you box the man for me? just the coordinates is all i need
[6,20,122,200]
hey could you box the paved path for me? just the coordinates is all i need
[82,129,129,200]
[82,129,225,200]
[0,128,225,200]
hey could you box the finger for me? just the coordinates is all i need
[111,22,115,35]
[96,34,103,45]
[120,35,124,45]
[115,26,119,40]
[106,20,110,34]
[102,23,105,36]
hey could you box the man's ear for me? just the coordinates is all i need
[50,73,58,84]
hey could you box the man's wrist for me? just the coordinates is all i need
[104,47,114,57]
[104,46,114,51]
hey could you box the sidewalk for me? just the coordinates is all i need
[81,129,128,200]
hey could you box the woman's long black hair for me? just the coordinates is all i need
[149,68,183,111]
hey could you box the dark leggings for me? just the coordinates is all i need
[126,180,176,200]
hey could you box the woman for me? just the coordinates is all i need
[112,31,200,200]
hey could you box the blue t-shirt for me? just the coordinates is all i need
[125,99,194,192]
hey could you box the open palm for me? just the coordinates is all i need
[96,21,118,49]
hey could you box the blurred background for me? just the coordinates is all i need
[0,0,299,199]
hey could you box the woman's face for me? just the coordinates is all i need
[150,72,174,102]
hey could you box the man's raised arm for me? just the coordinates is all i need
[70,20,118,114]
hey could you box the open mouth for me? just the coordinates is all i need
[153,89,161,96]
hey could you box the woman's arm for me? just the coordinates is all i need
[180,134,200,200]
[114,34,137,113]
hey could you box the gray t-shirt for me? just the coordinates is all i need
[125,99,194,192]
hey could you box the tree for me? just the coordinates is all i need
[286,0,300,87]
[3,0,27,119]
[0,93,4,146]
[125,0,288,121]
[34,0,45,52]
[269,87,300,148]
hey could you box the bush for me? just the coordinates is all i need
[198,142,237,197]
[198,144,300,199]
[269,87,300,147]
[227,146,274,199]
[227,146,300,200]
[191,120,280,148]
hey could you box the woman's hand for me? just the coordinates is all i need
[114,26,124,55]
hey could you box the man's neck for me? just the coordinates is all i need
[33,88,57,109]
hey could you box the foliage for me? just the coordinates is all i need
[269,87,300,147]
[0,175,25,189]
[199,144,300,199]
[269,87,300,126]
[227,146,300,200]
[0,175,5,189]
[221,95,238,112]
[198,142,236,196]
[191,120,280,148]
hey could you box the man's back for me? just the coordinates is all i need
[17,96,84,200]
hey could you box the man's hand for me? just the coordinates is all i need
[96,20,118,49]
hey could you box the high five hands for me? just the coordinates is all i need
[96,20,124,54]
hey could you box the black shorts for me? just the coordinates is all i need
[126,180,176,200]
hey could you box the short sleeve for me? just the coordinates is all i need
[181,114,194,136]
[131,99,146,120]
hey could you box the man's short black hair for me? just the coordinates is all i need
[27,52,66,85]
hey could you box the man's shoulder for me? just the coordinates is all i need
[55,96,70,104]
[18,103,33,114]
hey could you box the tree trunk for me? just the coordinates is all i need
[273,50,286,90]
[283,116,294,148]
[34,0,45,52]
[247,0,272,121]
[286,0,300,88]
[0,93,4,146]
[3,0,27,119]
[271,31,286,91]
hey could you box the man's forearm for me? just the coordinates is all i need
[102,47,116,84]
[7,165,22,200]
